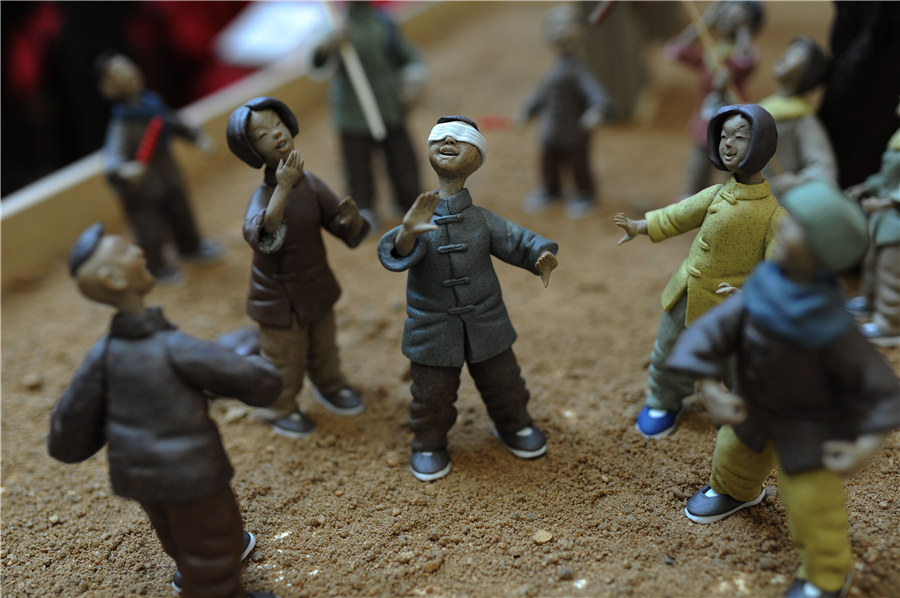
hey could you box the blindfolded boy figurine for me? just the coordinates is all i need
[615,104,786,438]
[49,223,283,598]
[378,116,559,481]
[227,97,370,439]
[667,180,900,598]
[96,51,223,284]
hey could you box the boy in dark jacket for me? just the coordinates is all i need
[668,181,900,598]
[49,223,282,598]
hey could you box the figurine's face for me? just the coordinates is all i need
[77,234,156,304]
[718,115,751,172]
[715,1,749,36]
[771,215,819,279]
[100,55,143,101]
[248,109,296,169]
[428,136,483,179]
[773,41,809,88]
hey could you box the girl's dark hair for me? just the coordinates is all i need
[226,97,299,168]
[707,104,777,174]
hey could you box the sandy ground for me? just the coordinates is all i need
[2,3,898,597]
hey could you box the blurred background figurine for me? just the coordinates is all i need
[227,97,370,440]
[844,98,900,347]
[311,0,427,231]
[96,50,223,284]
[518,3,612,219]
[665,0,763,198]
[615,104,785,439]
[759,37,837,197]
[668,180,899,598]
[49,223,283,598]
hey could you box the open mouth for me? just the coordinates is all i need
[439,145,458,156]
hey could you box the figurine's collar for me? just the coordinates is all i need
[110,307,175,338]
[437,189,473,215]
[722,176,771,201]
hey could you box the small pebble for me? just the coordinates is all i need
[22,373,43,391]
[533,530,553,544]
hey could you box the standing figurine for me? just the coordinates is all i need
[518,4,612,219]
[667,180,900,598]
[615,104,785,438]
[844,98,900,346]
[311,0,427,230]
[378,116,559,481]
[759,37,838,197]
[665,1,763,197]
[226,97,370,439]
[48,223,282,598]
[95,50,223,283]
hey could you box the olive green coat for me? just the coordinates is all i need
[647,176,786,325]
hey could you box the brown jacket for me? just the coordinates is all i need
[243,169,370,328]
[48,308,282,503]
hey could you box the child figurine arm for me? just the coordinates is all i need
[394,191,440,257]
[613,213,648,245]
[822,433,888,474]
[262,149,304,234]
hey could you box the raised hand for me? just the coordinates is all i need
[614,212,647,245]
[395,191,440,256]
[276,149,304,189]
[535,251,559,288]
[338,196,364,238]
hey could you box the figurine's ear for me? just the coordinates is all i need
[97,265,127,292]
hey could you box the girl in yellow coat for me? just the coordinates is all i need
[615,104,786,438]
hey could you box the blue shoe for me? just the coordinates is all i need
[635,406,683,438]
[410,450,452,482]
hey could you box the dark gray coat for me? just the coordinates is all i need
[667,294,900,474]
[378,189,558,367]
[48,308,282,503]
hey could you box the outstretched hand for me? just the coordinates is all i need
[395,191,440,256]
[276,149,304,189]
[338,196,364,238]
[614,212,646,245]
[535,251,558,288]
[822,434,886,475]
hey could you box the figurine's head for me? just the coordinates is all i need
[427,116,487,180]
[95,50,144,102]
[227,97,300,169]
[713,1,764,37]
[707,104,777,175]
[776,180,868,276]
[543,4,581,52]
[773,37,827,95]
[69,223,156,310]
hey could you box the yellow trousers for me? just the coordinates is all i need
[709,426,850,592]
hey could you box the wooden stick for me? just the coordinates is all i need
[323,1,387,142]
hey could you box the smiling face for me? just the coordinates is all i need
[248,109,296,169]
[428,136,483,179]
[718,114,751,172]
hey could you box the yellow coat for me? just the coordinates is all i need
[647,176,786,325]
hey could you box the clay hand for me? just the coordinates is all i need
[579,106,603,130]
[276,149,304,188]
[196,132,216,155]
[843,182,871,202]
[716,281,740,296]
[118,160,147,187]
[614,212,646,245]
[535,251,558,288]
[822,434,885,474]
[402,191,440,237]
[698,378,747,425]
[861,196,892,214]
[338,196,364,238]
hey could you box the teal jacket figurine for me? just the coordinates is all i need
[668,181,900,598]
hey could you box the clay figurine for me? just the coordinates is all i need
[95,50,223,284]
[759,37,838,197]
[378,116,559,481]
[48,223,283,598]
[518,4,612,219]
[226,96,370,439]
[615,104,786,438]
[844,98,900,346]
[665,1,763,197]
[667,180,900,598]
[311,0,427,230]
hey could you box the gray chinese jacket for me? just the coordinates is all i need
[378,189,558,367]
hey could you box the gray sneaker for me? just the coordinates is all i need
[684,485,765,523]
[313,387,365,416]
[264,410,316,439]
